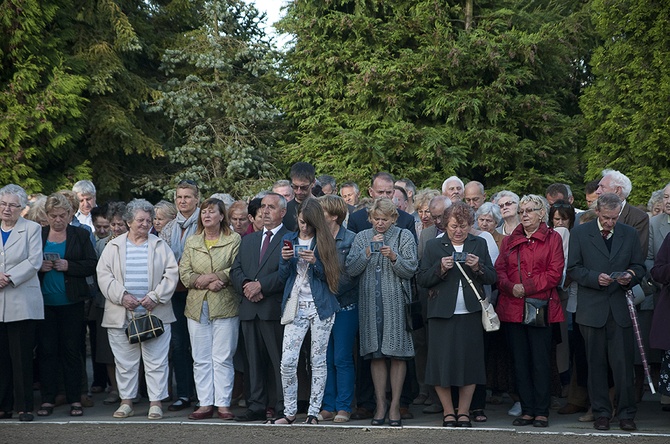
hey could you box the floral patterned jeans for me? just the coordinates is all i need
[280,301,335,417]
[660,350,670,396]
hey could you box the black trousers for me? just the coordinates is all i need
[0,320,37,412]
[505,321,553,417]
[38,302,85,404]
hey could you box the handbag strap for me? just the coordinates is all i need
[455,261,484,302]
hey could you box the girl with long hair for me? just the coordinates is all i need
[268,199,340,424]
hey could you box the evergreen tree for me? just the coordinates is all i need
[276,0,592,195]
[580,0,670,204]
[0,0,87,192]
[145,0,282,198]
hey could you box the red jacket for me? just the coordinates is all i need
[495,222,565,324]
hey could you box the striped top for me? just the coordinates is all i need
[125,239,149,314]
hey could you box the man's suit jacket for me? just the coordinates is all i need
[567,220,646,328]
[418,225,438,260]
[619,202,649,258]
[646,213,670,268]
[282,199,299,232]
[347,207,417,241]
[230,226,289,321]
[0,217,44,322]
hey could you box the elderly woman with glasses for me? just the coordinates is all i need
[495,194,564,428]
[0,184,43,421]
[494,191,521,236]
[97,199,179,420]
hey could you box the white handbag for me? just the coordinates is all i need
[456,262,500,332]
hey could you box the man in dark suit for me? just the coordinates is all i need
[231,193,289,421]
[567,193,646,432]
[348,172,417,241]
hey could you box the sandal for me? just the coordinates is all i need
[264,415,295,424]
[333,411,350,423]
[37,404,55,416]
[70,404,84,417]
[471,409,487,422]
[317,410,334,421]
[148,405,163,420]
[457,413,472,427]
[443,413,458,427]
[304,414,319,424]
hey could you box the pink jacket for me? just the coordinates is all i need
[495,222,565,324]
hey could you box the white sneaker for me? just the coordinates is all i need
[507,401,522,416]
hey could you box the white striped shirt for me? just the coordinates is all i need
[125,240,149,314]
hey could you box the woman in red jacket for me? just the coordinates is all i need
[495,194,564,428]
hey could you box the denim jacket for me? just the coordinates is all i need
[334,225,359,308]
[279,232,340,320]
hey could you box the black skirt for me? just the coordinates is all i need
[425,312,486,387]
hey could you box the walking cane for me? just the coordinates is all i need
[625,289,656,394]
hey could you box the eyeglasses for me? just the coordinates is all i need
[499,201,517,208]
[291,182,313,192]
[0,202,21,209]
[518,208,542,215]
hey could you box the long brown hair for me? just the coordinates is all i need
[196,198,231,236]
[298,199,340,293]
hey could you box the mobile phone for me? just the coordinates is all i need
[294,245,308,257]
[609,272,625,279]
[452,251,468,262]
[283,240,293,249]
[370,241,383,253]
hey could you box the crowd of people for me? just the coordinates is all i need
[1,164,669,432]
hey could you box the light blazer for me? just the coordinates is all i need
[230,225,289,321]
[567,220,646,328]
[96,233,179,328]
[646,213,670,269]
[416,234,496,319]
[418,225,438,259]
[0,217,44,322]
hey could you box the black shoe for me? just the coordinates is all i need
[457,414,472,427]
[0,411,13,420]
[443,414,458,427]
[593,416,610,431]
[619,418,637,431]
[18,412,34,422]
[168,398,191,411]
[235,410,267,422]
[512,416,534,426]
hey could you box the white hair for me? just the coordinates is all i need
[72,180,96,197]
[441,176,464,194]
[602,169,632,198]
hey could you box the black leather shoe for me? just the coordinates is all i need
[593,416,610,431]
[235,410,267,422]
[619,418,637,431]
[168,398,191,411]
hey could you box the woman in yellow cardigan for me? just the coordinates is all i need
[179,198,241,420]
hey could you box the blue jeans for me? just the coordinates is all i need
[321,305,358,413]
[170,291,193,399]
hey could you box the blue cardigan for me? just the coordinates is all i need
[279,232,340,320]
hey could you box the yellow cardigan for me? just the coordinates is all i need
[179,230,241,321]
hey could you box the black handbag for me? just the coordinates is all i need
[518,250,549,327]
[126,311,164,344]
[523,298,548,327]
[403,278,424,332]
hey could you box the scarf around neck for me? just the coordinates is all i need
[170,208,200,261]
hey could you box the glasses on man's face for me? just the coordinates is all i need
[291,182,312,192]
[0,201,21,209]
[499,201,517,208]
[518,208,542,215]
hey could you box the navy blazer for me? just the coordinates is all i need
[230,226,289,321]
[567,220,646,328]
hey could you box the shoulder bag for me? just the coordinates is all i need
[455,261,500,332]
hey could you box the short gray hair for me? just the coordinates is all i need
[123,199,155,223]
[210,193,235,208]
[0,184,28,209]
[340,181,359,194]
[648,189,663,212]
[263,192,287,210]
[317,175,336,190]
[72,180,96,197]
[441,175,464,194]
[519,194,549,223]
[602,169,632,198]
[596,193,623,212]
[154,200,177,220]
[494,190,520,206]
[476,202,502,224]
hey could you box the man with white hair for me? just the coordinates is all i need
[441,176,464,203]
[596,169,649,255]
[72,180,97,231]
